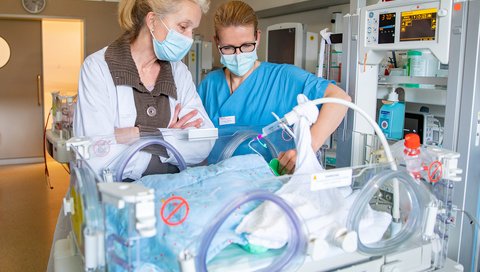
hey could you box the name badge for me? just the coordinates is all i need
[219,116,236,126]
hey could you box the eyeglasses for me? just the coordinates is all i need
[218,42,257,55]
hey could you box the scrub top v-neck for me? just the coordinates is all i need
[198,62,333,127]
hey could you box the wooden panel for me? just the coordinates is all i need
[0,19,43,160]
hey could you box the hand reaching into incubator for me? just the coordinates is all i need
[168,104,203,129]
[277,149,297,175]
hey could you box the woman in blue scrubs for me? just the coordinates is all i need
[198,0,351,173]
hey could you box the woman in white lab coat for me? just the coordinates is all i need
[74,0,214,179]
[47,0,213,270]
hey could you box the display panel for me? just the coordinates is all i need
[404,112,424,143]
[400,8,437,42]
[267,28,296,64]
[378,12,396,44]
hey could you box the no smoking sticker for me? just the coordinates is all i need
[92,139,111,157]
[428,161,443,183]
[160,196,189,226]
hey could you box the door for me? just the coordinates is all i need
[0,19,43,161]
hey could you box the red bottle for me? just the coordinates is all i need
[404,133,422,179]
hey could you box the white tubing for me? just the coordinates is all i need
[309,97,400,222]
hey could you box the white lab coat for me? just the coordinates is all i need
[47,48,214,272]
[73,47,215,180]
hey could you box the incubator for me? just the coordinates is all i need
[53,98,463,272]
[46,92,77,163]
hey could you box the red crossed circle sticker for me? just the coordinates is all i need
[160,196,189,226]
[428,161,443,183]
[92,139,110,157]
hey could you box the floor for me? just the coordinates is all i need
[0,158,69,272]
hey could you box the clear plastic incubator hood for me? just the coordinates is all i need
[54,98,462,272]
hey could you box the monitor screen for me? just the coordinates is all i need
[267,28,296,64]
[404,112,425,143]
[400,8,437,42]
[378,12,396,44]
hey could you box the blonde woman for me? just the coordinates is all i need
[198,0,351,174]
[74,0,214,178]
[47,0,212,270]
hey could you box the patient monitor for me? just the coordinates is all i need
[360,0,451,64]
[343,0,454,166]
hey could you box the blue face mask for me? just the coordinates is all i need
[220,49,258,76]
[150,18,193,62]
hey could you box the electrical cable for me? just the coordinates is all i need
[43,108,54,189]
[391,50,398,68]
[453,208,480,231]
[62,164,71,175]
[247,139,264,157]
[281,129,293,141]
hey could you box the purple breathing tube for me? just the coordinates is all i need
[115,138,187,181]
[196,190,306,272]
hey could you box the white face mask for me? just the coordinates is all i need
[220,49,258,76]
[150,18,193,62]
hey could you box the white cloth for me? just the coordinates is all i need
[283,94,319,126]
[73,47,215,180]
[236,94,391,250]
[290,95,320,174]
[236,96,344,248]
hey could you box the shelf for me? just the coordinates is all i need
[377,86,447,106]
[378,75,448,88]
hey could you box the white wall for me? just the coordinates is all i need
[198,0,383,67]
[242,0,312,11]
[42,19,84,127]
[199,0,351,67]
[256,4,350,62]
[244,0,378,11]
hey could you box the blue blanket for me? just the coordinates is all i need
[105,154,281,271]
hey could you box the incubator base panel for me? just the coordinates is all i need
[53,236,83,272]
[299,242,433,272]
[207,242,462,272]
[54,235,463,272]
[307,243,461,271]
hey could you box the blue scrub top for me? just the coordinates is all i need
[198,62,333,127]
